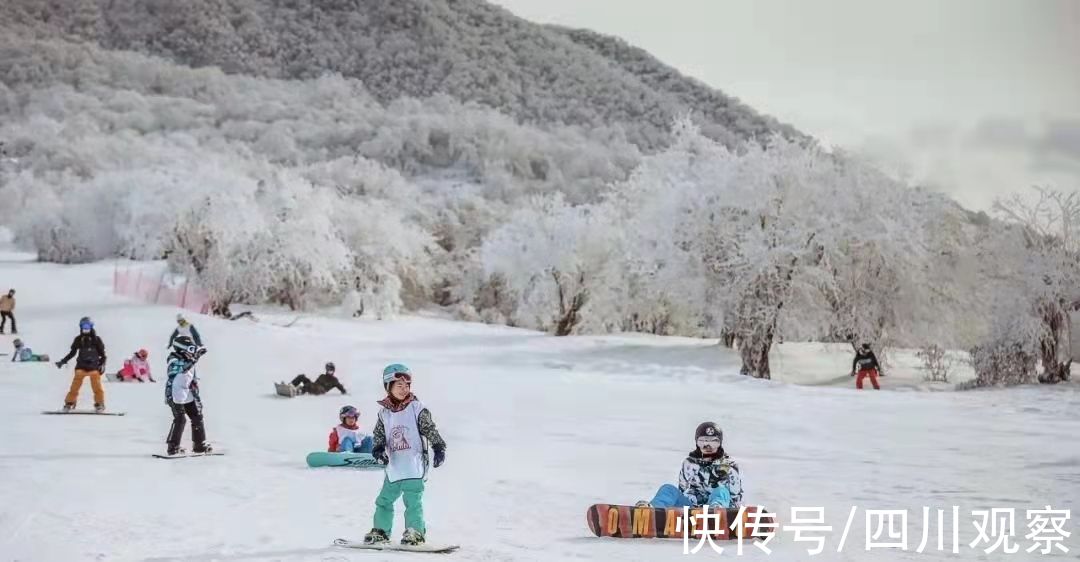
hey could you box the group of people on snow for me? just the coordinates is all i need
[47,313,212,456]
[29,303,885,548]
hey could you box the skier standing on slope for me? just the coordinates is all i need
[56,317,108,412]
[363,363,447,547]
[164,334,211,455]
[0,288,15,334]
[329,405,374,453]
[851,342,882,390]
[168,313,202,348]
[636,422,744,509]
[289,362,348,395]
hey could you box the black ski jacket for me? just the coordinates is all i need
[60,331,107,371]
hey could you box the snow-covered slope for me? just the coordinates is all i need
[0,255,1077,561]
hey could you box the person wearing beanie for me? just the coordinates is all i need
[636,421,743,509]
[363,363,447,547]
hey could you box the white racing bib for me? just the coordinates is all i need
[379,399,426,482]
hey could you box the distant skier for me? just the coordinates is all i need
[168,313,202,348]
[56,317,108,412]
[363,363,447,547]
[0,288,15,334]
[328,405,373,453]
[636,422,744,509]
[851,342,882,390]
[164,334,211,455]
[289,362,348,395]
[11,338,48,362]
[115,349,154,382]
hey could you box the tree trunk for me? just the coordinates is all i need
[738,324,774,379]
[553,269,587,337]
[1038,301,1072,383]
[719,328,736,348]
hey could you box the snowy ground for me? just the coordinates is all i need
[1,250,1078,561]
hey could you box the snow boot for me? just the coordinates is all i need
[62,403,75,412]
[167,446,186,456]
[363,528,390,545]
[94,403,106,413]
[401,528,425,546]
[193,443,213,454]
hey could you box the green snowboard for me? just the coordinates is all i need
[306,451,382,469]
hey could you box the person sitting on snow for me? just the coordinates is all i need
[637,422,743,509]
[116,349,154,382]
[851,342,883,390]
[328,405,373,453]
[289,362,347,395]
[11,338,48,362]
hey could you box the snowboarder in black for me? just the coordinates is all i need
[851,343,882,390]
[289,362,347,395]
[56,317,108,411]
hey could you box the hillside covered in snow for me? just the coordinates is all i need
[0,0,1076,390]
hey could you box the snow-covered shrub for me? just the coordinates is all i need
[917,344,954,383]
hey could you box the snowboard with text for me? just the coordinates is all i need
[586,503,776,540]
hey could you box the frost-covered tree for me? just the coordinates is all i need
[481,194,622,335]
[971,187,1080,385]
[610,119,931,378]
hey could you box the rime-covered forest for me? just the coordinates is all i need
[1,0,1075,386]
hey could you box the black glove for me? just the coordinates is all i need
[372,446,388,465]
[432,446,445,468]
[849,370,855,377]
[55,361,64,369]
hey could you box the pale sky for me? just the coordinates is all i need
[491,0,1080,210]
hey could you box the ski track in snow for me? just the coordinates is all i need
[1,252,1078,561]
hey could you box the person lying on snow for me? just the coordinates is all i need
[637,422,743,509]
[11,338,48,362]
[328,405,373,453]
[289,362,347,395]
[115,349,154,382]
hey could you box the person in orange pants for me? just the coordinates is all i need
[56,317,108,412]
[851,343,882,390]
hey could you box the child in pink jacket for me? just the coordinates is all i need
[117,349,154,382]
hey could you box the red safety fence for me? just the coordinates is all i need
[113,264,210,315]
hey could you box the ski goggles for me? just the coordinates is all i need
[696,437,722,447]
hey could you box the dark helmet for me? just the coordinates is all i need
[325,361,336,374]
[171,335,204,361]
[339,405,359,422]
